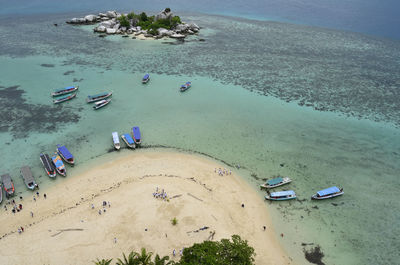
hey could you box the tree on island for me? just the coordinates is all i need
[93,235,255,265]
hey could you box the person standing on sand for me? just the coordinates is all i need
[44,193,47,199]
[30,211,34,217]
[114,237,117,243]
[173,249,176,257]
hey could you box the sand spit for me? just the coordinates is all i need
[0,151,293,265]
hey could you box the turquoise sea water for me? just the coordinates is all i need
[0,11,399,265]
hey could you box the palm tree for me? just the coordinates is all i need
[93,258,113,265]
[153,254,174,265]
[135,248,154,265]
[116,251,139,265]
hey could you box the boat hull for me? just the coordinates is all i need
[57,151,75,165]
[52,86,78,97]
[311,191,344,200]
[93,99,111,109]
[142,79,150,84]
[40,155,56,178]
[87,93,112,103]
[114,143,121,150]
[260,177,292,189]
[265,195,296,201]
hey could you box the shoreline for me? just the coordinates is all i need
[0,150,294,265]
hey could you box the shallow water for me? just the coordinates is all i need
[0,13,399,265]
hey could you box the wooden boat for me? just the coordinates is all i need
[20,166,38,190]
[121,133,136,149]
[40,153,56,178]
[142,74,150,84]
[93,99,111,110]
[260,177,291,189]
[52,86,78,97]
[86,92,112,103]
[132,126,141,145]
[57,145,75,165]
[53,93,77,104]
[112,132,120,150]
[265,190,296,201]
[312,186,344,200]
[51,153,66,176]
[180,82,191,92]
[1,174,15,198]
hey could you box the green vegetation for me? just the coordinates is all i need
[93,258,113,265]
[171,217,178,226]
[93,235,255,265]
[116,9,182,35]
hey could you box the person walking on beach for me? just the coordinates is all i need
[114,237,117,243]
[173,249,176,257]
[30,211,34,218]
[44,193,47,199]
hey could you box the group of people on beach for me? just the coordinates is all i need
[92,200,111,215]
[152,187,168,200]
[214,167,232,176]
[172,248,184,257]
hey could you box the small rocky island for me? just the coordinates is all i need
[66,8,200,40]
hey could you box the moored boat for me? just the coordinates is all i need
[0,184,2,204]
[53,93,77,104]
[312,186,344,200]
[57,145,75,165]
[86,92,112,103]
[142,74,150,84]
[1,174,15,198]
[52,86,78,97]
[20,166,38,190]
[121,133,136,149]
[180,81,191,92]
[265,190,296,201]
[40,153,56,178]
[93,99,111,109]
[260,177,291,189]
[132,126,141,145]
[112,132,120,150]
[52,153,66,176]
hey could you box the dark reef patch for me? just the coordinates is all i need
[304,245,325,265]
[63,70,75,75]
[72,78,84,82]
[0,85,80,138]
[40,63,55,67]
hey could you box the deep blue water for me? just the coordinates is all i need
[0,0,399,39]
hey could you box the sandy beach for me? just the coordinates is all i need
[0,151,293,265]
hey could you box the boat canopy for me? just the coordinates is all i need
[123,134,134,144]
[112,132,120,144]
[57,145,73,159]
[186,82,191,85]
[54,86,75,92]
[21,166,34,182]
[143,74,149,79]
[270,190,295,197]
[132,127,141,140]
[1,174,13,190]
[88,92,108,99]
[267,177,283,185]
[317,186,340,196]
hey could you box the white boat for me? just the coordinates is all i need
[112,132,120,150]
[20,166,38,190]
[312,186,344,200]
[265,190,296,201]
[93,99,111,110]
[260,177,291,189]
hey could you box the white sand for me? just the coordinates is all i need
[0,151,293,265]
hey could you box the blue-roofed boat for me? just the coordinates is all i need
[52,86,78,97]
[142,74,150,84]
[52,153,66,176]
[265,190,296,201]
[132,126,141,145]
[57,145,75,165]
[53,93,77,104]
[260,177,291,189]
[312,186,343,200]
[86,92,112,103]
[122,133,136,149]
[180,81,191,92]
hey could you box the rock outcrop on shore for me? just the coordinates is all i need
[66,8,200,40]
